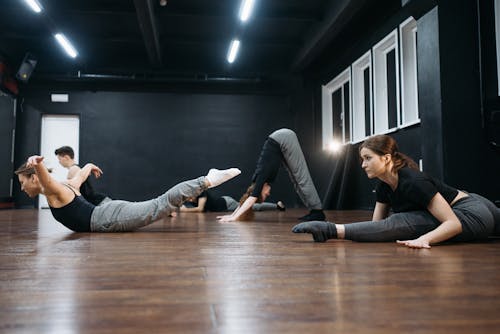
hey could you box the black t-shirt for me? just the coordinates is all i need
[251,137,283,197]
[198,191,228,212]
[376,167,459,213]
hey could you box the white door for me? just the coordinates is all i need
[39,115,80,209]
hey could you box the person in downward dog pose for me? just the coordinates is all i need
[16,155,241,232]
[293,135,500,248]
[217,128,325,222]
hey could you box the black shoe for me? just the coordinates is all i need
[298,210,325,222]
[277,201,286,211]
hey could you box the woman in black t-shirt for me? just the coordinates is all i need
[293,135,500,248]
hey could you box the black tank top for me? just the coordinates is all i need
[49,184,95,232]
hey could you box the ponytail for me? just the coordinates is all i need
[392,151,418,172]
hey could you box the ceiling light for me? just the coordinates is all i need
[227,39,240,64]
[159,0,167,6]
[239,0,255,22]
[23,0,43,13]
[54,33,78,58]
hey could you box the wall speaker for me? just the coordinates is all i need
[16,53,37,83]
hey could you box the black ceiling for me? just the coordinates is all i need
[0,0,386,84]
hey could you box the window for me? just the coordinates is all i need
[321,68,351,149]
[400,17,420,126]
[321,17,419,145]
[495,0,500,95]
[373,29,400,134]
[352,51,372,143]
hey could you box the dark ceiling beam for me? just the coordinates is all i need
[133,0,162,68]
[157,9,319,22]
[292,0,371,72]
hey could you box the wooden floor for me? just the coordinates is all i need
[1,209,500,334]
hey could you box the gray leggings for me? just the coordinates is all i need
[344,194,496,242]
[90,177,207,232]
[222,196,280,212]
[269,128,322,210]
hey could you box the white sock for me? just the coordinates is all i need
[205,168,241,188]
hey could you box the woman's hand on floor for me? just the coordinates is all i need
[396,238,431,249]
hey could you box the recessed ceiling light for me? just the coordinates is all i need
[227,40,240,64]
[54,33,78,58]
[23,0,43,13]
[239,0,255,22]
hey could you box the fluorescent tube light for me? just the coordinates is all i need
[54,33,78,58]
[239,0,255,22]
[23,0,43,13]
[227,40,240,64]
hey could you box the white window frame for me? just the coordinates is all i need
[372,29,400,135]
[495,0,500,96]
[321,68,351,150]
[399,17,420,127]
[351,50,372,144]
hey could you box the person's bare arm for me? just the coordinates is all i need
[372,202,390,221]
[67,165,80,180]
[26,156,71,205]
[67,163,103,190]
[217,196,257,222]
[396,193,462,249]
[180,197,207,212]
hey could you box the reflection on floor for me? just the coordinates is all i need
[1,208,500,333]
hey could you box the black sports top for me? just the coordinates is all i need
[197,191,229,212]
[73,164,108,205]
[251,137,283,197]
[49,184,95,232]
[376,167,459,213]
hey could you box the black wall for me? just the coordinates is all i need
[9,0,500,210]
[13,87,298,208]
[0,93,15,199]
[291,0,500,209]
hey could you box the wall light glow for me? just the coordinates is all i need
[328,140,342,153]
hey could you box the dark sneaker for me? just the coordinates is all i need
[298,209,325,222]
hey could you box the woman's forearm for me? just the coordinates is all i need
[230,197,257,220]
[418,219,462,245]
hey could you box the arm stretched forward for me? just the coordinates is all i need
[397,193,462,249]
[217,196,257,222]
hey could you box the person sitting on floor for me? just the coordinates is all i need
[180,189,285,213]
[293,134,500,248]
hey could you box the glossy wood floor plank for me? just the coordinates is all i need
[1,209,499,333]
